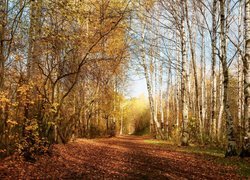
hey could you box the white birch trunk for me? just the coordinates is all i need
[238,0,244,143]
[200,19,206,139]
[141,24,164,139]
[159,61,164,130]
[185,0,200,130]
[244,0,250,134]
[220,0,237,156]
[211,0,217,139]
[176,51,180,130]
[181,3,189,145]
[217,62,224,140]
[166,62,172,137]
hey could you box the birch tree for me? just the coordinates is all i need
[238,0,244,143]
[244,0,250,135]
[219,0,237,156]
[141,24,164,139]
[198,15,206,139]
[180,2,189,146]
[165,60,172,136]
[211,0,217,139]
[185,0,200,130]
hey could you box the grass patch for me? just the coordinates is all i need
[144,139,173,146]
[178,146,225,157]
[144,139,224,156]
[215,157,250,177]
[144,139,250,177]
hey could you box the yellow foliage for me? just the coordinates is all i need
[7,119,18,126]
[0,93,10,104]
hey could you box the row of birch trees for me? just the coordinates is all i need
[130,0,250,156]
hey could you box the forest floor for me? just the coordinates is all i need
[0,136,249,179]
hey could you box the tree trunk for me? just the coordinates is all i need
[0,0,6,90]
[238,0,244,145]
[180,3,189,146]
[185,0,200,133]
[141,24,164,139]
[159,61,164,130]
[217,63,224,140]
[220,0,237,156]
[211,0,217,139]
[176,51,180,130]
[154,57,158,133]
[27,0,42,79]
[120,106,123,135]
[200,18,206,140]
[166,61,172,137]
[244,0,250,135]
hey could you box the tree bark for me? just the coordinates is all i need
[180,3,189,146]
[176,51,180,130]
[141,24,164,139]
[27,0,42,79]
[166,61,172,137]
[159,61,164,131]
[211,0,217,139]
[217,62,224,140]
[244,0,250,135]
[238,0,244,144]
[220,0,237,156]
[200,18,206,140]
[0,0,6,90]
[185,0,200,133]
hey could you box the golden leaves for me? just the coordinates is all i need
[7,119,18,126]
[0,93,10,104]
[17,84,30,95]
[50,102,59,113]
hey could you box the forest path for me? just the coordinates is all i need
[0,136,243,179]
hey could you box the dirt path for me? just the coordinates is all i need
[0,136,243,179]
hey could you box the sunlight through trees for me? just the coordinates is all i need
[0,0,250,162]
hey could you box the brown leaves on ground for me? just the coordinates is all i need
[0,136,246,179]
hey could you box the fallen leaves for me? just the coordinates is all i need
[0,136,247,179]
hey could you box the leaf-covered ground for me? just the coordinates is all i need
[0,136,249,179]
